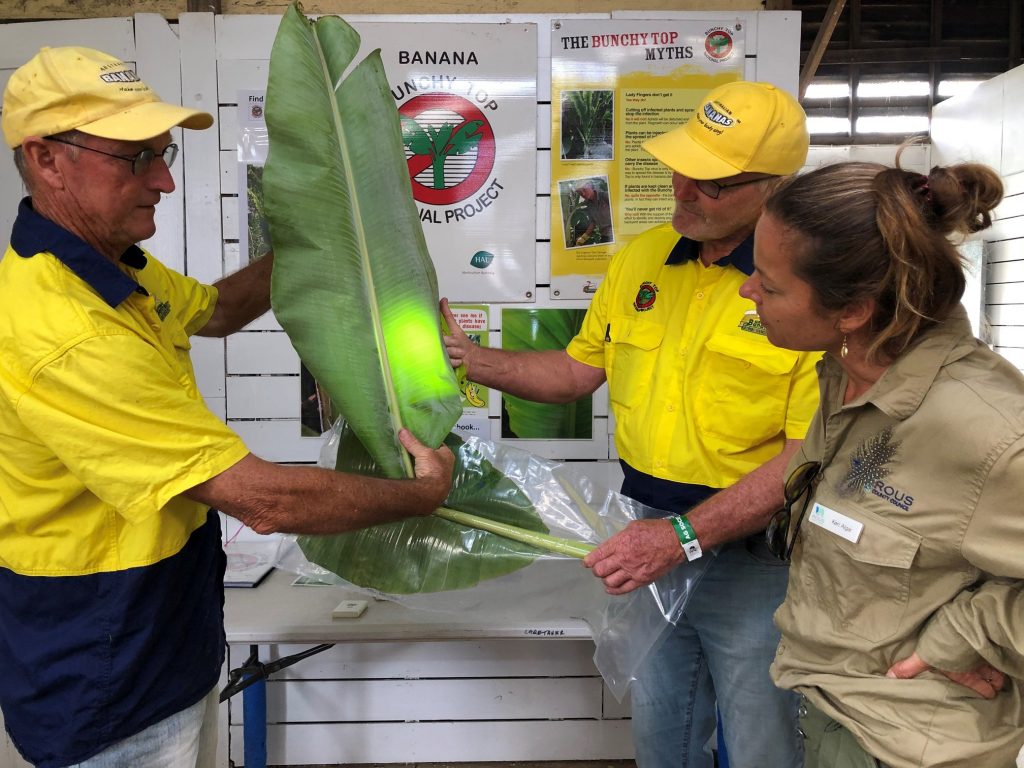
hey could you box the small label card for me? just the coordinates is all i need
[807,502,864,544]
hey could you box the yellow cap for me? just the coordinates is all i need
[643,81,808,180]
[2,46,213,149]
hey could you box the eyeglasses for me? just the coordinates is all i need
[766,461,821,562]
[695,175,775,200]
[45,136,178,176]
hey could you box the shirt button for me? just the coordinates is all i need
[667,404,675,412]
[655,460,664,468]
[695,291,704,299]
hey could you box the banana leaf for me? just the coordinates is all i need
[264,4,461,479]
[502,309,592,439]
[299,429,555,593]
[263,6,592,592]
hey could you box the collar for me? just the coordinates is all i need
[824,305,978,421]
[664,233,755,276]
[10,197,148,308]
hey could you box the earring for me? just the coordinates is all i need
[841,334,849,359]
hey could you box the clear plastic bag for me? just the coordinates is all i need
[276,418,712,700]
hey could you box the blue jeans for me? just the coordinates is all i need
[65,686,218,768]
[631,538,801,768]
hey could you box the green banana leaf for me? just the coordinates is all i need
[263,6,594,592]
[299,428,552,593]
[264,4,461,479]
[502,309,593,439]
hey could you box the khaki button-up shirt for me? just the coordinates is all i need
[772,307,1024,768]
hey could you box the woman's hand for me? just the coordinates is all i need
[887,652,1006,699]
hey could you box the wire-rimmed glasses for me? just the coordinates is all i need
[694,175,775,200]
[45,136,178,176]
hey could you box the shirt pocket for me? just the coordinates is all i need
[694,332,799,447]
[606,315,665,412]
[799,506,922,644]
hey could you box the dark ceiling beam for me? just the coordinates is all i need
[763,1,794,9]
[187,0,221,12]
[799,0,847,98]
[814,45,962,64]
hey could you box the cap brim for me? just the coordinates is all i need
[77,100,213,141]
[642,123,742,180]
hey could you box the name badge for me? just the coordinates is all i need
[807,502,864,544]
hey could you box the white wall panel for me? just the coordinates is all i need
[230,720,633,765]
[229,420,322,463]
[227,332,299,374]
[1002,68,1024,176]
[934,64,1024,371]
[258,639,601,679]
[226,375,300,419]
[249,676,605,723]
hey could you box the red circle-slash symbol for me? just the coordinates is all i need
[399,93,496,206]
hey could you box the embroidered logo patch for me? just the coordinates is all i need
[703,103,734,127]
[838,427,912,510]
[633,281,658,312]
[155,300,171,321]
[737,313,767,336]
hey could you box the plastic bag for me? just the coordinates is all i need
[276,418,712,700]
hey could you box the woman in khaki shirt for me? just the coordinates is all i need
[738,159,1024,768]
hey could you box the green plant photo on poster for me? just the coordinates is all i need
[245,164,272,262]
[501,309,593,439]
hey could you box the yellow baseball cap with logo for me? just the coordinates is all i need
[2,46,213,149]
[643,81,808,180]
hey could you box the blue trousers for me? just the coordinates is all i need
[631,538,802,768]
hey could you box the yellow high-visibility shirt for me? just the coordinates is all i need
[567,223,821,489]
[0,212,248,576]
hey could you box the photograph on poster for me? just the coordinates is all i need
[245,163,272,263]
[557,176,615,249]
[500,308,593,440]
[560,89,614,160]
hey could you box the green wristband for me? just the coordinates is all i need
[669,515,703,562]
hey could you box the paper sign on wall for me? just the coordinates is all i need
[550,19,745,299]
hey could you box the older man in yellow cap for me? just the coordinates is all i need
[442,81,817,768]
[0,46,453,768]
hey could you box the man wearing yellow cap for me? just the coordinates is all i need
[443,81,818,768]
[0,46,454,768]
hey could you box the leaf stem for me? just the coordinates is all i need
[434,507,595,559]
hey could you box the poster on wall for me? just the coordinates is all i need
[448,304,492,442]
[446,304,491,413]
[237,90,270,265]
[550,19,745,299]
[238,23,538,303]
